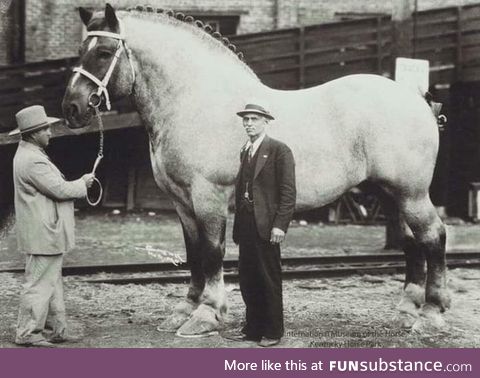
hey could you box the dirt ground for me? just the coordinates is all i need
[1,211,480,348]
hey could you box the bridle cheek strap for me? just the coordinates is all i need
[72,28,135,111]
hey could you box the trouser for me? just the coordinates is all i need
[238,209,283,340]
[15,254,66,344]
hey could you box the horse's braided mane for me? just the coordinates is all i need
[125,5,245,61]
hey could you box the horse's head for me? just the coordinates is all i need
[62,4,135,129]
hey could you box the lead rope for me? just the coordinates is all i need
[76,21,134,205]
[86,106,104,206]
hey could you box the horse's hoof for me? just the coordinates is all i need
[393,311,418,329]
[157,313,190,332]
[439,290,452,311]
[397,295,420,315]
[176,330,219,338]
[412,304,447,333]
[426,287,451,312]
[157,301,197,332]
[403,283,425,308]
[176,304,222,338]
[395,289,421,329]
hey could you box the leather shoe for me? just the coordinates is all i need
[258,337,281,347]
[17,340,57,348]
[223,332,260,342]
[48,336,79,344]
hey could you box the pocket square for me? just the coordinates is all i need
[263,155,268,158]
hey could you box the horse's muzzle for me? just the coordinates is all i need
[62,97,94,129]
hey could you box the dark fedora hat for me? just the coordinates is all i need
[9,105,60,136]
[236,103,274,120]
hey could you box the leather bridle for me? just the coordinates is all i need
[73,26,135,111]
[71,24,136,206]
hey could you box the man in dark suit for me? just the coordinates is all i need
[231,103,296,347]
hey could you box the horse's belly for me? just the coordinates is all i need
[295,172,356,211]
[291,140,367,211]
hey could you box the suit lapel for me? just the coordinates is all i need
[240,144,249,165]
[254,135,271,180]
[235,144,249,189]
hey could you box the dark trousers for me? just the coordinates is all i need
[237,206,283,340]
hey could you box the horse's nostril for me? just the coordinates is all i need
[69,103,80,118]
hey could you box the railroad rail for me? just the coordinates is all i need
[2,251,479,284]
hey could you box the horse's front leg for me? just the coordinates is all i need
[176,179,229,337]
[157,202,204,331]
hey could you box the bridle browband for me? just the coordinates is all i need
[73,25,135,111]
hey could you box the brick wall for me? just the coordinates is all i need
[24,0,277,62]
[296,0,480,25]
[19,0,480,62]
[25,0,86,62]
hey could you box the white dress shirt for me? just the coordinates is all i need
[245,133,266,159]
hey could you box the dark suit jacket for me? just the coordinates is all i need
[233,135,296,243]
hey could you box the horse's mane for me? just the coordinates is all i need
[119,5,257,79]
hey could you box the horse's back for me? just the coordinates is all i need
[265,74,439,208]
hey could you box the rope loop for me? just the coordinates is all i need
[86,107,104,206]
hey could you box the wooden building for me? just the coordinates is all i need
[2,0,480,65]
[2,3,480,219]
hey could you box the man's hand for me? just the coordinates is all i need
[270,227,285,244]
[81,173,95,188]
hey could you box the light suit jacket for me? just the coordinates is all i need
[13,141,87,255]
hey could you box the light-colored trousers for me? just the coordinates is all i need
[15,254,66,344]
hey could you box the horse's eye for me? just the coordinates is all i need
[97,49,113,59]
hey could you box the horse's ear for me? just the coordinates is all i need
[105,3,119,30]
[79,7,93,26]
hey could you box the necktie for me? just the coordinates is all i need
[247,145,253,163]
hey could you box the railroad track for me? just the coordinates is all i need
[2,251,479,284]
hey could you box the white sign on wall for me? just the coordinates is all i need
[395,57,430,94]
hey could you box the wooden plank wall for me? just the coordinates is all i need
[413,4,480,85]
[2,4,480,212]
[0,58,75,131]
[0,58,134,133]
[411,4,480,215]
[3,4,480,130]
[0,14,396,132]
[231,16,393,89]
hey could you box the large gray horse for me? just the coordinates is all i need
[62,4,449,336]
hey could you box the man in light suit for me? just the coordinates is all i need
[11,105,94,347]
[231,103,296,347]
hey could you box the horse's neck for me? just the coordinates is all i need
[123,15,260,139]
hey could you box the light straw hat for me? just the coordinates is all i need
[9,105,60,136]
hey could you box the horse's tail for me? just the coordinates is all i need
[423,91,447,131]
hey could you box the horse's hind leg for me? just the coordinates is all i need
[395,218,426,328]
[377,187,426,315]
[398,193,450,330]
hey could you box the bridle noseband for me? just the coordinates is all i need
[73,27,136,111]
